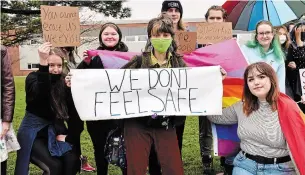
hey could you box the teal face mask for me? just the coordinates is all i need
[150,38,172,53]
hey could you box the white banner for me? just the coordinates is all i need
[300,69,305,96]
[71,66,223,120]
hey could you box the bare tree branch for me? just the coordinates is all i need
[1,8,40,15]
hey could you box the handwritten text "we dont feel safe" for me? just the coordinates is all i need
[94,68,204,117]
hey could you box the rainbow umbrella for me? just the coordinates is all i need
[222,0,305,31]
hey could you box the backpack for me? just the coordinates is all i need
[104,127,126,169]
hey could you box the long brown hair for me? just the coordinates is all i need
[47,52,69,120]
[177,18,185,31]
[242,62,280,116]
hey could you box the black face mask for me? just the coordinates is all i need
[301,32,305,42]
[50,74,62,84]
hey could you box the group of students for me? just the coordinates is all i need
[1,0,305,175]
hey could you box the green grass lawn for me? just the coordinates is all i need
[6,76,223,175]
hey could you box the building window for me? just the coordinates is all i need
[125,36,136,42]
[138,35,148,41]
[27,63,39,69]
[32,64,39,68]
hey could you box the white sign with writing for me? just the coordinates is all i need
[71,66,223,120]
[300,69,305,96]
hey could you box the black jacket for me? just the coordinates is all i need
[25,65,81,146]
[286,45,305,96]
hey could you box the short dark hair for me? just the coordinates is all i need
[205,5,228,20]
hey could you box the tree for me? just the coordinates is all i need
[1,0,131,46]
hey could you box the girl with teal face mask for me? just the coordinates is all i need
[121,14,186,175]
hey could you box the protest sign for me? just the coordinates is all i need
[71,66,223,120]
[300,69,305,95]
[40,5,81,47]
[175,32,197,54]
[196,22,232,44]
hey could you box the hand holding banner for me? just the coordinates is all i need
[71,66,223,120]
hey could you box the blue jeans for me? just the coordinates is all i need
[233,151,296,175]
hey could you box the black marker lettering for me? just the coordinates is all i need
[94,92,106,117]
[110,92,120,116]
[177,88,187,112]
[136,90,148,114]
[123,91,134,115]
[164,88,177,112]
[159,69,170,87]
[129,69,141,91]
[106,70,126,92]
[148,88,165,113]
[149,69,159,88]
[170,69,181,88]
[189,88,202,114]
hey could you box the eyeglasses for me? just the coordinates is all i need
[257,31,273,36]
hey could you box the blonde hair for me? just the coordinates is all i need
[177,18,185,31]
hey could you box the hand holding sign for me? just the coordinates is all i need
[65,72,73,87]
[220,67,227,80]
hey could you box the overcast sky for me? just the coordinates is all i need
[80,0,226,23]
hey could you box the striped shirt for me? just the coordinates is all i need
[208,101,289,158]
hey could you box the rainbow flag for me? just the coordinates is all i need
[212,78,243,157]
[277,93,305,174]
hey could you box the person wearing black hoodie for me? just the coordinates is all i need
[65,22,128,175]
[286,21,305,112]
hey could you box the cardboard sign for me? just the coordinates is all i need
[196,22,233,44]
[175,32,197,54]
[40,5,81,47]
[71,66,223,120]
[300,69,305,95]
